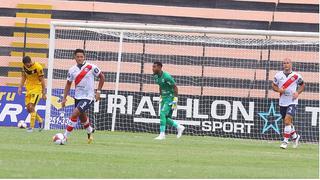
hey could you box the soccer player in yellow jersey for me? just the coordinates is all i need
[18,56,47,132]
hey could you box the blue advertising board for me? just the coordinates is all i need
[0,86,45,127]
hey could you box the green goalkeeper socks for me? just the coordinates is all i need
[159,118,178,133]
[160,125,166,133]
[167,118,178,128]
[172,121,178,128]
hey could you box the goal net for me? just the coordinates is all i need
[45,22,319,143]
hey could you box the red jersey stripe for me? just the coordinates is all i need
[280,74,299,96]
[75,65,92,86]
[282,74,299,89]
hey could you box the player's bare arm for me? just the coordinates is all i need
[293,82,305,100]
[18,72,26,95]
[95,72,105,101]
[272,82,285,94]
[173,84,178,97]
[61,80,72,108]
[39,75,47,100]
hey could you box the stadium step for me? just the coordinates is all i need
[8,71,22,77]
[11,42,48,49]
[9,62,46,68]
[15,22,50,29]
[6,83,20,87]
[13,32,49,38]
[9,62,23,68]
[16,12,52,19]
[10,51,47,58]
[16,4,52,10]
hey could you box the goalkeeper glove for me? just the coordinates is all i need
[169,97,178,110]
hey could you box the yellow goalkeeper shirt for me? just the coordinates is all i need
[22,62,44,93]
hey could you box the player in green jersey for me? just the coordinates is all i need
[152,61,185,140]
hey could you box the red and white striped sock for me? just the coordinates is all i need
[82,116,93,134]
[283,125,292,143]
[64,117,77,138]
[291,125,297,139]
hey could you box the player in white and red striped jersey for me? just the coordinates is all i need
[272,58,304,149]
[61,49,105,144]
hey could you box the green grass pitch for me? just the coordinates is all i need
[0,127,318,178]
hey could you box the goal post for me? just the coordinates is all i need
[45,21,319,142]
[44,23,56,130]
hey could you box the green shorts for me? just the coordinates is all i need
[160,97,174,118]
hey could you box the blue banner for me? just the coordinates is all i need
[0,86,45,127]
[0,86,80,129]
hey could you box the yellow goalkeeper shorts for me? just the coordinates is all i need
[25,92,41,106]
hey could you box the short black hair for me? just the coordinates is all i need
[153,61,162,67]
[74,49,85,56]
[22,56,31,64]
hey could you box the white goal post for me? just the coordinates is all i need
[45,21,319,142]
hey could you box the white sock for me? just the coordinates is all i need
[86,126,93,134]
[65,118,77,138]
[283,125,292,143]
[160,132,165,136]
[291,125,297,139]
[64,131,70,138]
